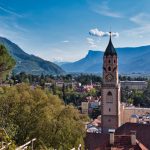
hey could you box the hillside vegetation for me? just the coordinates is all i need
[0,37,65,75]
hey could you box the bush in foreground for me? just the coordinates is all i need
[0,84,88,149]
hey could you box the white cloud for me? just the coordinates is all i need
[89,28,119,38]
[123,13,150,37]
[0,6,23,18]
[86,38,97,48]
[52,57,64,62]
[90,1,123,18]
[62,40,69,43]
[111,32,119,37]
[123,25,150,37]
[130,13,150,26]
[0,4,27,41]
[0,15,28,36]
[89,28,109,37]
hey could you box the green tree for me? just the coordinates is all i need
[0,84,87,149]
[0,45,15,81]
[127,98,134,105]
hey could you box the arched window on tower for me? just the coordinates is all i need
[106,91,113,103]
[108,66,111,71]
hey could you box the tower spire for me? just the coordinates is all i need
[109,31,112,41]
[109,25,112,38]
[104,31,117,56]
[109,31,112,37]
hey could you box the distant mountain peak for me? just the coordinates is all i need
[88,50,99,53]
[62,45,150,74]
[0,37,65,75]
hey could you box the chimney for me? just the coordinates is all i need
[131,131,136,145]
[109,129,115,145]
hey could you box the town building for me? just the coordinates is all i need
[120,81,148,90]
[81,96,101,115]
[85,123,150,150]
[85,33,150,150]
[121,106,150,124]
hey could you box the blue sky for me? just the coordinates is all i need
[0,0,149,62]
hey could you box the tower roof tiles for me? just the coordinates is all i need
[104,33,117,56]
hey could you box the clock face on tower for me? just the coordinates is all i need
[105,74,113,82]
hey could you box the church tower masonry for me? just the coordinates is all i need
[101,33,121,133]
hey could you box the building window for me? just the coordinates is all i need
[109,108,111,112]
[108,66,111,71]
[109,60,111,64]
[114,60,116,63]
[106,91,113,103]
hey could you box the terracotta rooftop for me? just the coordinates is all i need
[85,123,150,150]
[115,123,150,150]
[85,133,109,150]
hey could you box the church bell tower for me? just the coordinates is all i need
[101,32,121,133]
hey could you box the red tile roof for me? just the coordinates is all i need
[84,133,109,150]
[115,123,150,150]
[85,123,150,150]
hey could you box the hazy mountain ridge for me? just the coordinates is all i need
[61,45,150,74]
[0,37,65,75]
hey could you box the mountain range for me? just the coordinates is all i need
[0,37,65,75]
[0,36,149,75]
[61,45,150,74]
